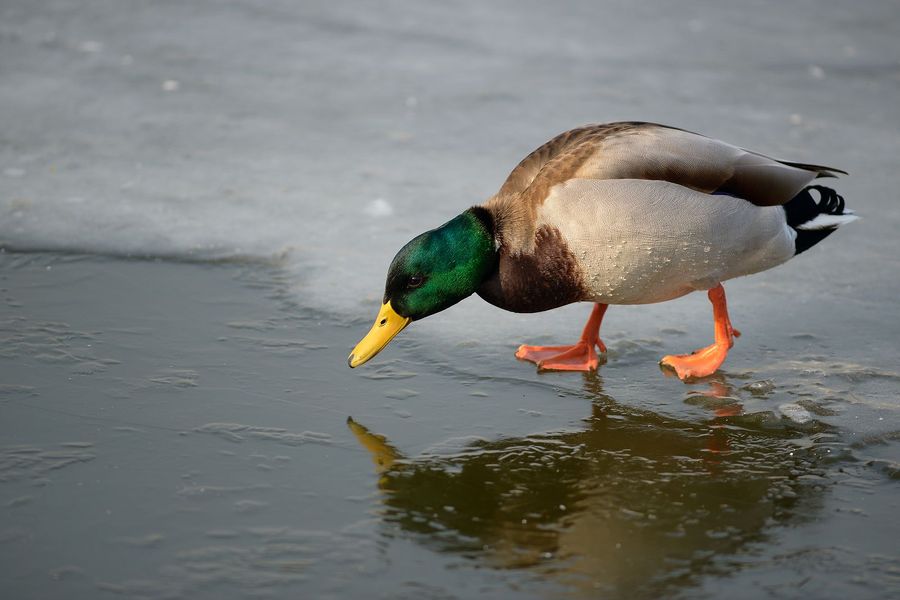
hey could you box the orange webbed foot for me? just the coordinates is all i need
[660,283,738,381]
[660,343,729,380]
[516,303,608,373]
[516,340,605,371]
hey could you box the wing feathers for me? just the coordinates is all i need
[775,160,848,178]
[495,123,844,208]
[486,122,845,252]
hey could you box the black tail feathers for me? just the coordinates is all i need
[784,185,854,255]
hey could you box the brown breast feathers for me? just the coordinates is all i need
[476,225,587,313]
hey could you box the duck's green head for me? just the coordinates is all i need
[348,207,496,368]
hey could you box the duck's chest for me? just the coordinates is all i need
[476,226,588,313]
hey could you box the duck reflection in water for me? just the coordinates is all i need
[348,373,827,597]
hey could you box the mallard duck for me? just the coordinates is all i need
[348,122,856,380]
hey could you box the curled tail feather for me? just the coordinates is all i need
[784,185,858,255]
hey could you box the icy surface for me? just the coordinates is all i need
[2,0,899,317]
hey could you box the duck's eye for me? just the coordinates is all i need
[407,275,424,288]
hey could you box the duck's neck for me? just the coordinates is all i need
[444,207,498,293]
[466,206,497,249]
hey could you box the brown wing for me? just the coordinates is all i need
[495,122,844,209]
[495,123,639,198]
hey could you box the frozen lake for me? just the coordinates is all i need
[2,0,899,598]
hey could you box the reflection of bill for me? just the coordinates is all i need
[348,380,824,598]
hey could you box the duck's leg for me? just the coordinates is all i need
[660,284,741,380]
[516,303,608,371]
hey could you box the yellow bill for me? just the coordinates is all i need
[348,301,410,368]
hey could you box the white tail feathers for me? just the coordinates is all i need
[795,211,859,230]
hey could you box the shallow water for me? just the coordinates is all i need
[2,0,900,598]
[1,254,898,599]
